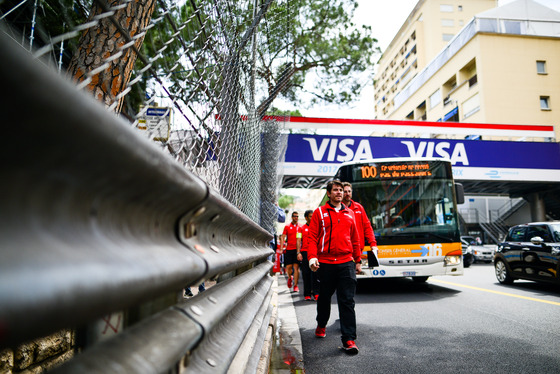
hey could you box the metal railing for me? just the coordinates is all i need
[0,29,275,373]
[459,199,526,243]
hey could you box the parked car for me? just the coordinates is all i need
[461,238,474,268]
[461,235,494,263]
[494,222,560,285]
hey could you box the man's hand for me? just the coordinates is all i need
[309,258,320,272]
[297,252,302,261]
[356,262,362,274]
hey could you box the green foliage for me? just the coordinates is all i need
[129,0,380,115]
[266,107,303,117]
[261,0,380,107]
[278,194,295,209]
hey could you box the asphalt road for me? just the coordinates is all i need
[291,263,560,374]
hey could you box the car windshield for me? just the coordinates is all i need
[462,236,476,245]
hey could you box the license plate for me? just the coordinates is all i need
[402,271,416,276]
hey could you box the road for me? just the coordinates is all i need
[291,263,560,373]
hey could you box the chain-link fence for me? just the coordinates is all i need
[0,0,289,233]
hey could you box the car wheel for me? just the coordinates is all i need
[495,260,514,284]
[464,254,473,268]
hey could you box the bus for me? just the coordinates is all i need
[334,157,465,282]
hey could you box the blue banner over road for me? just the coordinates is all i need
[284,134,560,182]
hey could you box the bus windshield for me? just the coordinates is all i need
[337,159,460,245]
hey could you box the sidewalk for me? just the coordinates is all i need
[270,273,305,373]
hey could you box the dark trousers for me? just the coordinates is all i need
[300,252,319,297]
[316,261,357,342]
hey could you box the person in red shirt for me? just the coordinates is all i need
[342,182,378,264]
[280,211,301,292]
[297,210,319,300]
[308,180,361,354]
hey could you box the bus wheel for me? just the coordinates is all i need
[412,276,429,283]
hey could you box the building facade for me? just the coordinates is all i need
[374,0,496,121]
[373,0,560,141]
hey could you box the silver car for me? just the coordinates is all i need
[461,236,494,263]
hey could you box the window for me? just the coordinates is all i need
[537,60,547,74]
[540,96,550,110]
[507,227,526,242]
[503,20,521,34]
[440,4,453,12]
[443,107,458,122]
[526,225,552,242]
[468,74,478,87]
[441,19,454,27]
[458,5,463,11]
[463,93,480,118]
[442,33,454,41]
[430,89,442,109]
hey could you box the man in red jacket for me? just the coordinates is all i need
[297,209,319,300]
[280,211,301,292]
[342,182,378,263]
[308,180,361,354]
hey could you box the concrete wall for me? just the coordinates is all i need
[0,331,74,373]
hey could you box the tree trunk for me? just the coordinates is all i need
[67,0,156,113]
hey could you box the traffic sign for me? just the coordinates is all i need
[137,106,171,141]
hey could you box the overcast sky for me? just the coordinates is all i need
[298,0,560,119]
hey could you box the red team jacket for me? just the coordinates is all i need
[282,222,300,251]
[346,200,377,248]
[307,203,361,264]
[300,223,310,252]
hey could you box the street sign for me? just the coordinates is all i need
[137,106,171,141]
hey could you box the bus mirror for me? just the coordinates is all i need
[455,183,465,205]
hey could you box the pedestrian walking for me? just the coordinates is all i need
[297,210,320,300]
[280,211,301,292]
[308,180,362,354]
[342,182,378,266]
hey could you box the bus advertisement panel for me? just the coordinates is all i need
[335,158,464,282]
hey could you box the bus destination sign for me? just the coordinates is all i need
[357,162,434,180]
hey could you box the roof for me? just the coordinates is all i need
[477,0,560,21]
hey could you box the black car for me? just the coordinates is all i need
[494,222,560,285]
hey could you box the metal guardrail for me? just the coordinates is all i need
[0,29,274,373]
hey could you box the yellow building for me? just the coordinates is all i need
[374,0,560,141]
[374,0,496,120]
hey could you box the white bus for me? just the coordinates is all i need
[335,158,465,282]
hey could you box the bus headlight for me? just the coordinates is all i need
[444,250,462,266]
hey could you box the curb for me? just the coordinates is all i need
[269,274,305,373]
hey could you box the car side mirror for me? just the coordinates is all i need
[530,236,544,245]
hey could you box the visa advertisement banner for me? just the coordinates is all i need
[283,134,560,182]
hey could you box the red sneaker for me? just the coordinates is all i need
[304,296,312,301]
[343,340,359,354]
[314,294,319,301]
[287,276,293,288]
[293,285,299,292]
[315,326,326,338]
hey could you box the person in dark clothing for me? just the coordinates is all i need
[342,182,378,265]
